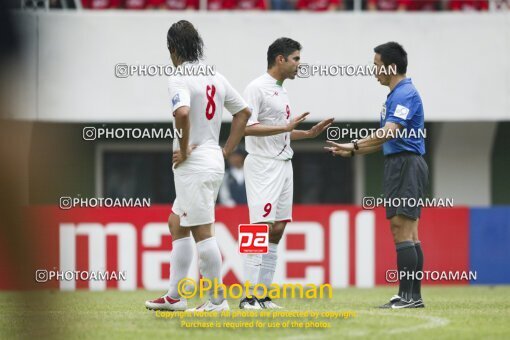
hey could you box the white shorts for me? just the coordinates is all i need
[244,154,293,224]
[172,146,224,227]
[172,171,223,227]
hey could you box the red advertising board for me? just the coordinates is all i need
[0,205,470,290]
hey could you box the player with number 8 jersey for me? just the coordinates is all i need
[168,57,248,226]
[145,20,251,313]
[169,67,246,176]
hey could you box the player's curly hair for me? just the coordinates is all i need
[267,37,302,69]
[167,20,204,63]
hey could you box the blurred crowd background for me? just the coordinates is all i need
[16,0,510,11]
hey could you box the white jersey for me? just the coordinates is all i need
[244,73,294,160]
[168,62,247,172]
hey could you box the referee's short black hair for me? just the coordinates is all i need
[267,38,302,69]
[374,42,407,74]
[167,20,204,62]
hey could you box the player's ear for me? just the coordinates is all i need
[387,63,398,76]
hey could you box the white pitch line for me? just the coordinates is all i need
[278,333,335,340]
[277,311,449,339]
[363,310,450,335]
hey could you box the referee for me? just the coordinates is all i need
[325,42,428,309]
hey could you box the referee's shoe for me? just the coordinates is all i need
[378,295,417,309]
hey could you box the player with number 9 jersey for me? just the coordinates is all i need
[239,38,333,310]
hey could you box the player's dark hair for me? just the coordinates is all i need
[267,37,302,69]
[167,20,204,63]
[374,42,407,74]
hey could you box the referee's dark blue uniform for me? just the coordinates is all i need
[381,78,428,220]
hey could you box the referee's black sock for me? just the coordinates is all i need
[396,241,418,301]
[412,242,424,301]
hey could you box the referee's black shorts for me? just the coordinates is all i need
[383,151,429,220]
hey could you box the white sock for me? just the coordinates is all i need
[196,237,224,304]
[167,236,193,299]
[243,254,262,296]
[257,243,278,296]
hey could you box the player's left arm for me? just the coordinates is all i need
[224,107,251,158]
[222,75,251,158]
[291,117,334,140]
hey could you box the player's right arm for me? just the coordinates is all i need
[172,106,193,167]
[243,83,308,136]
[245,112,309,136]
[168,77,193,168]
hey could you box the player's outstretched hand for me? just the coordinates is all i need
[286,112,310,132]
[324,141,354,158]
[173,145,197,168]
[308,117,334,138]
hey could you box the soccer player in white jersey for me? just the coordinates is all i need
[240,38,333,309]
[145,20,251,312]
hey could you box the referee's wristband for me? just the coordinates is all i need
[351,139,360,151]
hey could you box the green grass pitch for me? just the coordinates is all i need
[1,286,509,339]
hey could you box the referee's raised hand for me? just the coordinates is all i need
[324,140,354,157]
